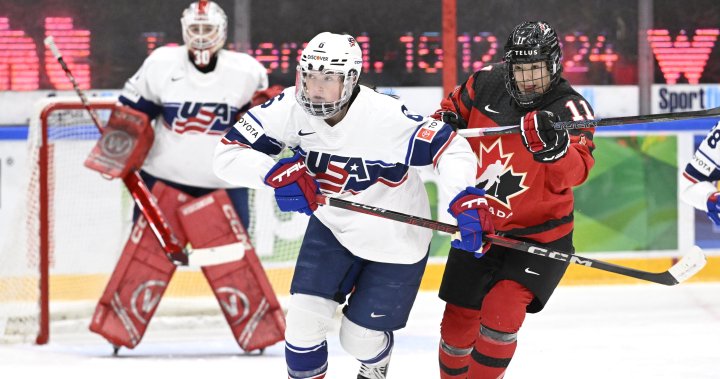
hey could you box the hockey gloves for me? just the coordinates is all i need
[448,186,495,258]
[264,152,319,216]
[520,110,569,163]
[707,193,720,226]
[437,110,467,130]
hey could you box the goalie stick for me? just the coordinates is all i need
[315,195,706,286]
[44,36,243,267]
[456,107,720,138]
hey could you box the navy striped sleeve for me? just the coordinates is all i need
[119,95,163,120]
[405,120,457,167]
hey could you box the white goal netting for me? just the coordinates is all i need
[0,97,306,344]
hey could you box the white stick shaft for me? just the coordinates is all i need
[457,125,519,138]
[44,36,62,59]
[187,242,246,267]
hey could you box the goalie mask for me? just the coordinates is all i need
[296,32,362,119]
[504,21,562,108]
[181,0,227,66]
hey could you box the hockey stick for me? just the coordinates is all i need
[44,36,243,267]
[456,107,720,138]
[315,195,706,285]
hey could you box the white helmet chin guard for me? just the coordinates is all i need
[181,1,227,57]
[296,32,363,119]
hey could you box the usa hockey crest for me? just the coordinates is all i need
[162,102,239,135]
[305,151,409,195]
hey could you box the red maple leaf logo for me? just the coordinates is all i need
[476,139,528,210]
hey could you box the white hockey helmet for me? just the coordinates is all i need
[181,1,227,59]
[295,32,363,119]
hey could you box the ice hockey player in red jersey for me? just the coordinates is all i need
[433,21,596,378]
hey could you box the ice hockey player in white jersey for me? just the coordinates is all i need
[118,0,269,226]
[89,0,287,354]
[214,32,490,379]
[681,119,720,224]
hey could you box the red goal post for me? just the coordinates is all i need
[0,97,305,344]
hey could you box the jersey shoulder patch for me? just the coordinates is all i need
[234,113,265,144]
[415,119,443,142]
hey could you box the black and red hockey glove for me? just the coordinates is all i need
[264,152,319,215]
[520,110,569,163]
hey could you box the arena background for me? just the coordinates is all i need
[1,0,719,324]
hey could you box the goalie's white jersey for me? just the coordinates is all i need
[214,86,478,264]
[681,119,720,211]
[119,45,268,188]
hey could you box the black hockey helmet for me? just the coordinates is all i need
[503,21,563,108]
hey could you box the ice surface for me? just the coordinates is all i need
[1,283,718,378]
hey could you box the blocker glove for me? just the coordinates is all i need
[448,186,495,258]
[707,193,720,226]
[520,110,569,163]
[264,152,319,215]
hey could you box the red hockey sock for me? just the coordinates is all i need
[467,280,533,379]
[439,303,482,378]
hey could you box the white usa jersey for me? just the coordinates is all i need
[681,119,720,211]
[214,86,477,264]
[119,45,268,188]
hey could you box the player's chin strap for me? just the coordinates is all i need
[456,107,720,138]
[45,35,242,267]
[315,195,706,286]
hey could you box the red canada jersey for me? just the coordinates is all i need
[434,63,596,243]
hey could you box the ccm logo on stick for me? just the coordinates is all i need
[527,246,593,266]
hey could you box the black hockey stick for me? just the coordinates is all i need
[315,195,706,286]
[457,107,720,138]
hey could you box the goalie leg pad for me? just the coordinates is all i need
[339,315,393,366]
[285,294,337,379]
[467,280,533,378]
[89,182,190,348]
[178,189,285,352]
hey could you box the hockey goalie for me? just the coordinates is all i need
[84,0,285,353]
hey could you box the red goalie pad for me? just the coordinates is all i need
[178,190,286,352]
[84,105,153,179]
[89,182,189,348]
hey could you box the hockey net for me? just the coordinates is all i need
[0,97,306,344]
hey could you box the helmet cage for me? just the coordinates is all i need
[181,1,227,55]
[295,67,358,118]
[504,21,562,108]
